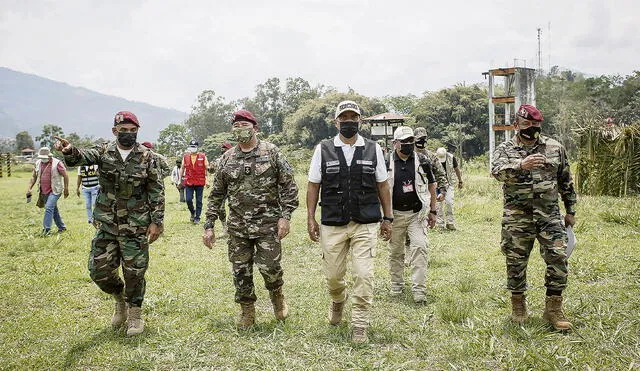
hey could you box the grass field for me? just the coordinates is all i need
[0,163,639,369]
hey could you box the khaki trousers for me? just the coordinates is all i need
[390,210,428,301]
[321,221,377,328]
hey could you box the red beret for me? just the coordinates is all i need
[141,141,153,149]
[231,109,258,127]
[114,111,140,127]
[516,104,543,122]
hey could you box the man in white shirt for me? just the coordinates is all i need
[307,100,393,344]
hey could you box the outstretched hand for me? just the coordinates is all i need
[53,135,72,153]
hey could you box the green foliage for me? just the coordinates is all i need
[0,137,16,153]
[184,90,235,141]
[575,122,640,196]
[157,123,190,157]
[35,124,63,148]
[281,91,387,148]
[15,131,34,152]
[412,84,488,158]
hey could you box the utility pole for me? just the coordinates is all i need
[537,27,542,76]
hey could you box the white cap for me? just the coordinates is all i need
[334,100,361,119]
[37,147,51,159]
[436,147,447,159]
[393,126,414,141]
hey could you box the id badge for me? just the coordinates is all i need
[402,183,414,193]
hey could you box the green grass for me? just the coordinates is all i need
[1,165,639,369]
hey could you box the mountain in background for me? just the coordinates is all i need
[0,67,188,142]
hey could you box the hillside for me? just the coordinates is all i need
[0,67,187,141]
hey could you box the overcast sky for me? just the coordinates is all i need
[1,0,638,112]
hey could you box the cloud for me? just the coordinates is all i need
[1,0,638,112]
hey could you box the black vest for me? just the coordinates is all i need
[320,138,381,226]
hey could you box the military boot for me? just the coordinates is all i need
[237,303,255,330]
[352,326,369,344]
[126,306,145,336]
[329,299,346,326]
[510,293,528,324]
[111,293,127,329]
[269,287,289,321]
[543,295,572,331]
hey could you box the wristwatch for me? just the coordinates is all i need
[382,216,394,223]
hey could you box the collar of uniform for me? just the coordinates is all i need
[234,140,261,158]
[333,134,364,147]
[393,150,414,162]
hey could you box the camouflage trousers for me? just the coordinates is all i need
[228,233,283,304]
[501,213,568,292]
[88,228,149,307]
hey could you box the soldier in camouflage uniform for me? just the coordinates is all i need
[491,104,576,331]
[141,141,170,178]
[413,127,449,198]
[202,110,299,329]
[55,111,164,336]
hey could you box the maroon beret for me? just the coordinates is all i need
[114,111,140,127]
[231,109,258,127]
[221,142,232,149]
[141,141,153,149]
[516,104,543,122]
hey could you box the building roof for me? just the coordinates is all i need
[362,112,407,122]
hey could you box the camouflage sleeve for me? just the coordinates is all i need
[557,146,577,214]
[275,150,299,220]
[205,155,228,223]
[430,154,449,193]
[159,156,170,178]
[63,145,104,167]
[491,144,522,183]
[146,154,165,225]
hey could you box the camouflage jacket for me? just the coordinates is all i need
[205,140,299,238]
[64,142,165,235]
[491,135,576,215]
[416,148,449,194]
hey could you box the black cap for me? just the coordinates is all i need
[189,139,199,146]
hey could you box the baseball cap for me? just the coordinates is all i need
[414,127,427,138]
[188,140,199,147]
[334,100,361,119]
[516,104,544,122]
[393,126,414,141]
[37,147,51,159]
[114,111,140,127]
[232,110,258,126]
[436,147,447,159]
[141,141,153,149]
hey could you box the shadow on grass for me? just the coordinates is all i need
[62,326,156,369]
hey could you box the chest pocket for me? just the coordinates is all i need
[255,156,274,177]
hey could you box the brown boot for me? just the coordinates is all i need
[269,287,289,321]
[237,303,255,330]
[543,295,572,331]
[352,326,369,344]
[111,293,127,329]
[510,293,528,324]
[328,300,346,326]
[126,306,144,336]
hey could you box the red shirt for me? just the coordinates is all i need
[40,161,66,194]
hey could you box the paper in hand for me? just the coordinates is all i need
[566,226,577,258]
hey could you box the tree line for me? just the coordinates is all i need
[7,69,638,164]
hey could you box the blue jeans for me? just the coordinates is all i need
[185,185,204,220]
[43,193,66,231]
[82,186,100,223]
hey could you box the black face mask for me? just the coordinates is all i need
[400,143,414,155]
[518,126,541,141]
[339,121,359,139]
[117,132,137,148]
[415,138,427,149]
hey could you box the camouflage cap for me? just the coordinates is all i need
[414,127,427,138]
